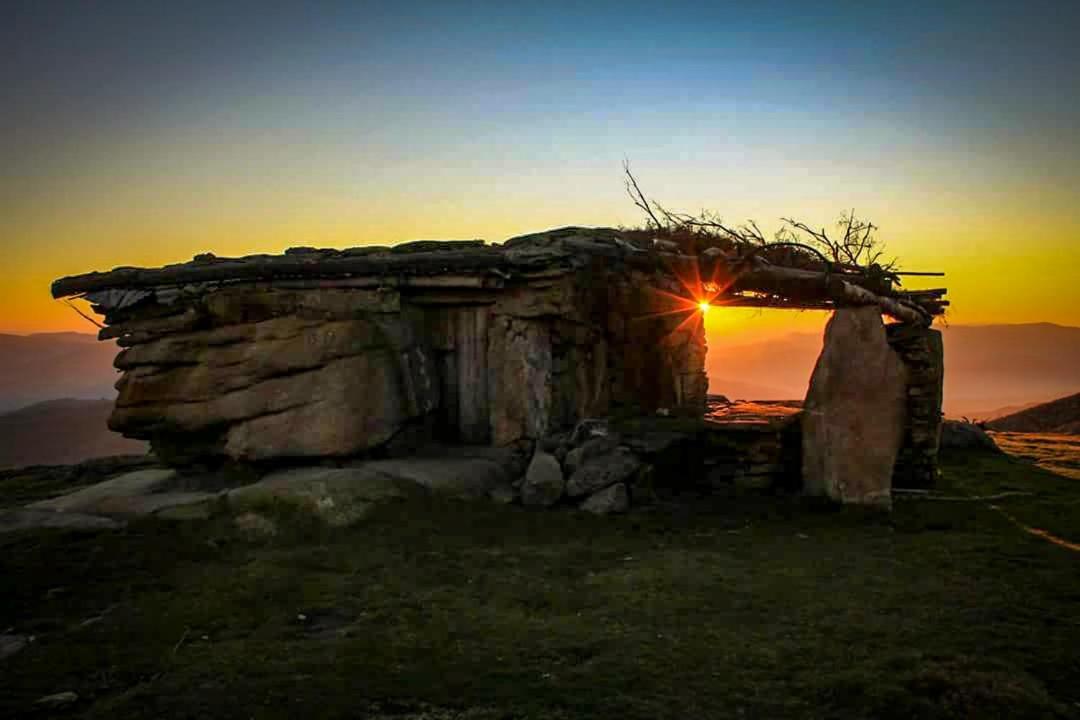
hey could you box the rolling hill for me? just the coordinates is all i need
[0,398,147,469]
[0,332,120,413]
[986,392,1080,434]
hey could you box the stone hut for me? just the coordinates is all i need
[52,226,946,509]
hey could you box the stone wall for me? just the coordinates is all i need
[886,323,945,488]
[102,258,708,465]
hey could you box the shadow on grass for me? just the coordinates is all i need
[1,452,1078,719]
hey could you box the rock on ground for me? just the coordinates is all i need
[520,450,564,507]
[0,509,125,534]
[227,466,419,526]
[580,482,629,514]
[566,449,642,498]
[802,307,908,508]
[27,468,177,514]
[0,634,30,661]
[563,435,620,477]
[940,420,1001,452]
[35,691,78,708]
[362,457,512,499]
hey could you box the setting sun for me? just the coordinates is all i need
[698,301,711,314]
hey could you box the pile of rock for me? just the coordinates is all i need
[516,420,659,514]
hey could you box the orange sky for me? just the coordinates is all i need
[6,183,1077,342]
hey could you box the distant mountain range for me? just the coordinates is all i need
[0,332,120,413]
[0,399,146,469]
[0,323,1076,451]
[987,392,1080,435]
[707,322,1080,418]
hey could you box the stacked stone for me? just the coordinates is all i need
[886,323,945,488]
[517,419,704,514]
[703,419,801,491]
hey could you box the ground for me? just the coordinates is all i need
[992,432,1080,481]
[2,449,1079,719]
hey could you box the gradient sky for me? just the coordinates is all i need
[3,0,1078,339]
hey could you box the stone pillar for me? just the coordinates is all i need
[886,323,944,488]
[802,307,909,507]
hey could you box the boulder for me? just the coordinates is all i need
[580,483,629,514]
[0,509,125,533]
[363,457,512,499]
[27,468,177,514]
[520,450,565,507]
[35,692,79,709]
[940,420,1001,452]
[0,634,29,661]
[563,435,620,476]
[106,300,440,463]
[566,449,642,498]
[802,307,908,507]
[227,466,420,526]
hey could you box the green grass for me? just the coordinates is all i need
[2,451,1079,719]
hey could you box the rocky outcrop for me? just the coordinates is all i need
[802,307,909,507]
[227,466,422,526]
[44,227,948,496]
[69,231,710,465]
[108,292,440,462]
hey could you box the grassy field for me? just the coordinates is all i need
[2,450,1079,719]
[992,432,1080,481]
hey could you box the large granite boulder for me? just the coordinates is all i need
[802,307,908,507]
[227,466,421,526]
[106,290,440,463]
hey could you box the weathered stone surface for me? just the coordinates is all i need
[364,457,512,499]
[563,435,620,476]
[487,316,552,445]
[940,420,1001,452]
[566,449,642,498]
[28,469,177,514]
[887,324,944,488]
[802,307,908,507]
[227,467,419,526]
[52,227,945,475]
[0,509,125,533]
[580,482,629,514]
[35,691,79,709]
[0,634,29,661]
[520,450,564,507]
[115,345,438,461]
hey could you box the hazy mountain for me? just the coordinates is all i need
[707,323,1080,417]
[986,392,1080,435]
[2,325,1078,434]
[0,332,120,413]
[0,399,147,469]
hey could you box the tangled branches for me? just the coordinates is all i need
[622,162,896,273]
